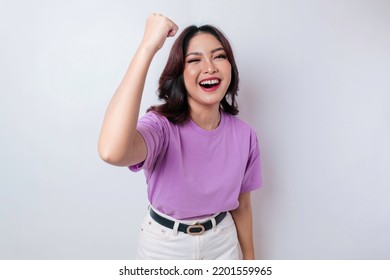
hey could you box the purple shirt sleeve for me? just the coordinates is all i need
[128,112,167,173]
[240,128,262,193]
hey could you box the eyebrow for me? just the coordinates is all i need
[185,47,225,57]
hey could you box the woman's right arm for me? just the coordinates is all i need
[98,14,178,166]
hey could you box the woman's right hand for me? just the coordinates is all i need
[141,13,179,53]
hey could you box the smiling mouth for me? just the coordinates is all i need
[199,79,220,89]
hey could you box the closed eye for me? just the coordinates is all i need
[187,58,201,64]
[214,54,227,60]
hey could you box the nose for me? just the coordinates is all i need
[203,59,218,74]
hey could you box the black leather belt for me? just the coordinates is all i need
[149,208,227,235]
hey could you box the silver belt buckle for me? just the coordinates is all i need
[186,223,205,235]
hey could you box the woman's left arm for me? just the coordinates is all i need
[230,192,255,260]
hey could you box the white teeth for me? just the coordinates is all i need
[200,79,220,85]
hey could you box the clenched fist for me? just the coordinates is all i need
[140,13,179,53]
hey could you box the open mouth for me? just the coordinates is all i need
[199,79,221,90]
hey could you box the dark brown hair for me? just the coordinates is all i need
[148,25,239,124]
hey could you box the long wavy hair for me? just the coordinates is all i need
[148,25,239,124]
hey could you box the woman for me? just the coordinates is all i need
[98,13,262,259]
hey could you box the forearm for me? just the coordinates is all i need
[231,192,255,260]
[98,46,155,165]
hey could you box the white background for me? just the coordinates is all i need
[1,0,389,259]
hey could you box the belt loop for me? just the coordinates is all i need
[172,221,179,236]
[211,216,217,231]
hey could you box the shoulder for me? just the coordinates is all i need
[223,113,257,135]
[140,111,167,122]
[139,111,171,128]
[136,111,176,139]
[223,113,260,151]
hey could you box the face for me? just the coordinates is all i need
[183,32,232,113]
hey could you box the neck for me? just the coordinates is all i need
[190,108,221,131]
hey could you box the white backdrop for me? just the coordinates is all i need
[1,0,389,259]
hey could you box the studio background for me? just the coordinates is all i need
[1,0,389,259]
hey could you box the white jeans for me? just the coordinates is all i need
[136,207,240,260]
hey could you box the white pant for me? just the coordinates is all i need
[136,207,240,260]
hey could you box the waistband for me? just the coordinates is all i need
[149,208,227,235]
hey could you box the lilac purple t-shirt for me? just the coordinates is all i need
[129,111,262,219]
